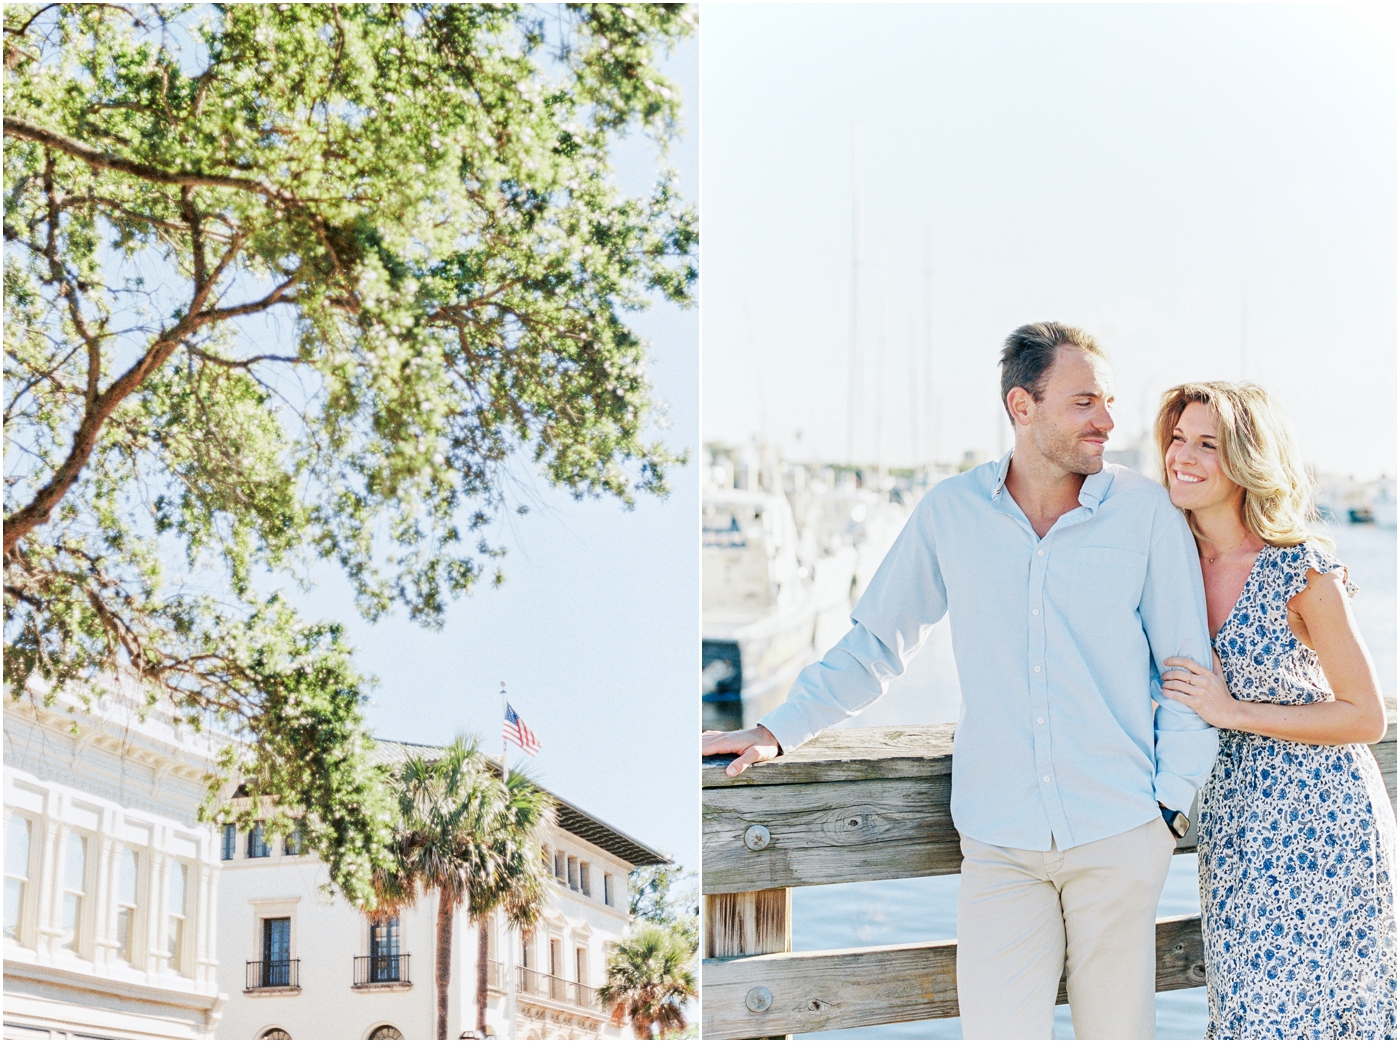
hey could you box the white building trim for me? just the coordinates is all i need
[4,681,228,1039]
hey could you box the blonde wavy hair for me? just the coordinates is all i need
[1154,381,1327,548]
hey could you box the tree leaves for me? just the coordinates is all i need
[3,3,695,904]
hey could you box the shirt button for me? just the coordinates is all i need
[1034,665,1041,672]
[1043,775,1051,783]
[1037,549,1044,556]
[1037,717,1045,724]
[1032,608,1040,615]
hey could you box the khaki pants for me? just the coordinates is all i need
[956,816,1177,1040]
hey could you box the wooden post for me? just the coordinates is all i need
[705,889,791,1039]
[704,888,790,960]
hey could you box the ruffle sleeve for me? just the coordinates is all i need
[1275,540,1357,602]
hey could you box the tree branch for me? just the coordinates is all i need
[181,185,207,292]
[2,256,293,556]
[197,276,296,323]
[3,117,295,204]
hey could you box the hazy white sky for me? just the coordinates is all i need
[294,37,700,871]
[702,4,1397,480]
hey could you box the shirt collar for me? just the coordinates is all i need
[991,450,1114,512]
[991,450,1014,497]
[1078,465,1113,512]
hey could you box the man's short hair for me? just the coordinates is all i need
[999,322,1106,422]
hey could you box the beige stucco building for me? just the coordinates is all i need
[213,740,667,1041]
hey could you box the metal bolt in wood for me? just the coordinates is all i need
[746,986,773,1013]
[743,824,771,851]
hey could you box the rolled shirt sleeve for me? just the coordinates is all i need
[1141,500,1219,814]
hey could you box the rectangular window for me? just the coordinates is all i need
[116,846,139,964]
[603,872,613,908]
[567,856,578,891]
[576,946,588,985]
[61,832,88,952]
[553,850,565,882]
[369,916,400,982]
[283,825,303,857]
[5,812,32,941]
[221,824,237,860]
[167,861,189,973]
[262,916,291,986]
[248,822,269,858]
[579,861,591,897]
[521,930,533,969]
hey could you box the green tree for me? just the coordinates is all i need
[597,922,698,1040]
[374,738,553,1041]
[2,4,695,904]
[630,862,698,952]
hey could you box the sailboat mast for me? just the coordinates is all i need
[847,124,863,467]
[924,228,936,466]
[875,248,887,478]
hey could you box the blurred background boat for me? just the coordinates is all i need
[702,443,943,730]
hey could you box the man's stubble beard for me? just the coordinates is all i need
[1031,418,1105,477]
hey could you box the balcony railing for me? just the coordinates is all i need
[516,966,601,1012]
[354,953,410,986]
[246,959,299,991]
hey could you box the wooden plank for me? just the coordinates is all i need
[702,936,958,1039]
[704,774,958,894]
[704,731,1394,893]
[704,713,1394,793]
[702,915,1207,1039]
[703,724,955,789]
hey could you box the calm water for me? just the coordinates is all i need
[794,521,1396,1041]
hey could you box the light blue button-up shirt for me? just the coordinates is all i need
[760,452,1218,852]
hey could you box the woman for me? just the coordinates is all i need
[1155,381,1395,1040]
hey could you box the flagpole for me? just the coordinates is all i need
[500,680,508,775]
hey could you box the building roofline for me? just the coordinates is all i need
[370,739,671,869]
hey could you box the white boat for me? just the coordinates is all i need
[805,484,909,601]
[1371,478,1397,529]
[703,489,848,731]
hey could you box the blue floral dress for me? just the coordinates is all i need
[1197,541,1396,1039]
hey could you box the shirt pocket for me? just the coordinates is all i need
[1066,546,1147,634]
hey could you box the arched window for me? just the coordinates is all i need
[368,1026,403,1040]
[259,1030,291,1040]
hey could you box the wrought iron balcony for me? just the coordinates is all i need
[515,965,601,1012]
[354,953,411,986]
[246,959,299,991]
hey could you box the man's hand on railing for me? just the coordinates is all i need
[701,725,781,777]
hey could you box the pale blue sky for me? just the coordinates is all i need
[702,4,1397,481]
[292,36,700,871]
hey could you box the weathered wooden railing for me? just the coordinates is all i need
[702,711,1397,1039]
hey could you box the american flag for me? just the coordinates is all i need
[503,703,540,757]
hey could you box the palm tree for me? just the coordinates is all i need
[466,766,552,1038]
[597,923,698,1040]
[374,738,553,1040]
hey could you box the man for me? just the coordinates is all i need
[702,322,1217,1040]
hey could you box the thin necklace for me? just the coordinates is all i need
[1204,534,1253,564]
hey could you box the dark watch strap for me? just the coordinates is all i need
[1160,805,1190,840]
